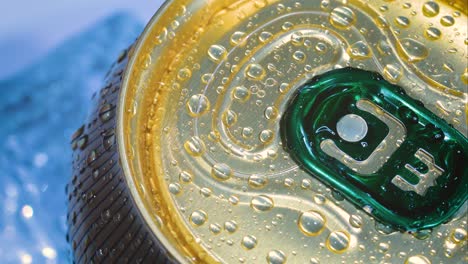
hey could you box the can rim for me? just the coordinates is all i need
[117,0,190,262]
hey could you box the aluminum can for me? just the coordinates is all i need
[68,0,467,263]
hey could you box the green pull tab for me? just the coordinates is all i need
[280,67,467,231]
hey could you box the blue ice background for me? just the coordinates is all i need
[0,13,143,263]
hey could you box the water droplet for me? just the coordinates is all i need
[293,50,306,62]
[200,187,212,197]
[228,195,239,205]
[184,136,206,156]
[315,42,328,54]
[242,127,254,138]
[301,179,312,189]
[284,178,294,187]
[169,183,181,195]
[412,229,432,240]
[179,171,193,183]
[230,31,246,46]
[241,235,257,250]
[208,45,227,62]
[186,94,210,117]
[267,250,286,264]
[232,86,251,102]
[405,255,431,264]
[383,63,404,83]
[264,106,279,120]
[251,195,274,211]
[177,68,192,80]
[425,27,441,40]
[291,32,304,46]
[211,163,232,181]
[398,38,429,62]
[422,1,439,17]
[102,129,115,150]
[314,194,326,204]
[259,129,274,143]
[209,223,222,234]
[298,210,326,236]
[321,0,330,10]
[245,64,266,80]
[282,21,294,31]
[222,110,238,127]
[259,31,273,43]
[375,222,396,235]
[224,220,238,233]
[87,150,97,165]
[248,175,268,188]
[379,242,390,253]
[347,41,372,60]
[201,73,213,84]
[440,15,455,27]
[326,231,350,253]
[99,104,113,122]
[190,210,207,226]
[395,16,411,28]
[451,228,467,243]
[349,214,363,228]
[329,6,356,29]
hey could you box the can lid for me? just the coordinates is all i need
[119,0,467,262]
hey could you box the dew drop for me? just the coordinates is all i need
[184,136,206,156]
[264,106,279,120]
[424,27,441,40]
[291,32,304,46]
[347,41,372,60]
[230,31,246,46]
[242,127,254,138]
[241,235,257,250]
[99,104,113,122]
[259,31,273,43]
[349,214,363,228]
[248,175,268,188]
[222,110,238,127]
[177,68,192,80]
[211,163,232,181]
[383,63,404,83]
[186,94,210,117]
[329,6,356,29]
[282,21,294,31]
[405,255,431,264]
[190,210,207,226]
[267,250,286,264]
[422,1,439,17]
[293,50,307,62]
[398,38,429,62]
[224,220,238,233]
[326,231,350,253]
[232,86,251,102]
[251,195,274,211]
[440,16,455,27]
[200,187,212,197]
[315,42,328,54]
[245,63,266,80]
[209,223,222,234]
[298,210,326,236]
[179,171,193,183]
[395,16,411,28]
[259,129,274,143]
[450,228,467,243]
[208,45,227,62]
[169,183,181,195]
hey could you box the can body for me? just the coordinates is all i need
[68,0,467,263]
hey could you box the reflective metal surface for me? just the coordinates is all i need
[120,0,467,263]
